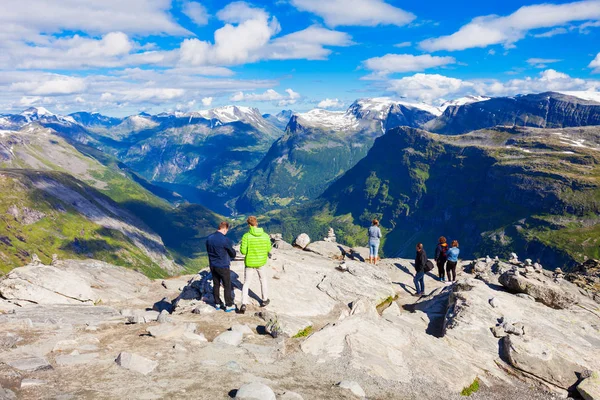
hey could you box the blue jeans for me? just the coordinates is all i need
[369,242,379,258]
[414,271,425,294]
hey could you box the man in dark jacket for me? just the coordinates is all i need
[414,243,427,296]
[205,221,236,312]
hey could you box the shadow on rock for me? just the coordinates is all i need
[402,287,452,338]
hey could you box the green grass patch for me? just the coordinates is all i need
[293,326,313,338]
[460,378,480,396]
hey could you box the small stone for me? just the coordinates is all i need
[8,357,52,372]
[20,379,46,388]
[235,382,276,400]
[115,352,158,376]
[147,323,196,339]
[173,344,187,352]
[293,233,311,250]
[52,340,78,352]
[213,330,243,346]
[192,304,216,315]
[231,324,254,336]
[491,326,507,338]
[489,297,499,308]
[337,381,366,398]
[157,310,171,324]
[525,259,533,266]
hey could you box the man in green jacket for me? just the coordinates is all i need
[239,216,272,314]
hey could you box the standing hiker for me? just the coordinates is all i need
[239,216,272,314]
[414,243,427,296]
[368,219,382,265]
[205,221,236,312]
[434,236,449,282]
[446,240,460,282]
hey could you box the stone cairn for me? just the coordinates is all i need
[323,228,336,243]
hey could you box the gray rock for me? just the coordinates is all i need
[0,387,16,400]
[192,303,216,315]
[293,233,311,250]
[515,293,536,302]
[231,324,254,336]
[235,382,276,400]
[502,334,582,389]
[491,326,507,338]
[172,344,187,352]
[157,310,171,324]
[147,323,196,339]
[7,357,52,372]
[213,330,244,346]
[20,379,46,388]
[489,297,499,308]
[578,370,600,400]
[55,353,99,366]
[499,270,576,309]
[115,352,158,375]
[337,381,366,398]
[182,332,208,343]
[0,333,22,349]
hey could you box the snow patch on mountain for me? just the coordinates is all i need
[296,109,360,130]
[557,91,600,103]
[439,96,491,112]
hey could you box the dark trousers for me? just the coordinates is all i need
[446,261,457,282]
[436,259,447,279]
[211,266,233,307]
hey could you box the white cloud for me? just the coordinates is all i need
[384,69,600,104]
[533,27,569,38]
[420,0,600,51]
[267,25,353,60]
[0,0,188,37]
[9,75,88,96]
[183,2,209,26]
[202,97,213,106]
[527,58,562,68]
[394,42,412,48]
[231,88,301,105]
[291,0,415,27]
[318,98,345,109]
[216,1,268,23]
[362,54,456,78]
[590,53,600,73]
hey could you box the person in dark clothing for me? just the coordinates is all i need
[205,221,236,312]
[414,243,427,296]
[434,236,449,282]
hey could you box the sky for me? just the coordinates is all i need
[0,0,599,116]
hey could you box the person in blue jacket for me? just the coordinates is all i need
[205,221,236,312]
[446,240,460,282]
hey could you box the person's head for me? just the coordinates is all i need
[452,240,459,248]
[247,216,258,227]
[439,236,447,244]
[217,221,230,234]
[372,219,379,226]
[416,243,423,251]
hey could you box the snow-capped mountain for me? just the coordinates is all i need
[263,110,293,130]
[557,91,600,104]
[439,96,491,112]
[69,112,122,128]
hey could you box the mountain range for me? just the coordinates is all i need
[2,90,600,273]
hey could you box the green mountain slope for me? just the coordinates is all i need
[270,126,600,268]
[0,125,222,275]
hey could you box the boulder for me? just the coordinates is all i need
[337,381,365,398]
[235,382,276,400]
[499,270,577,309]
[502,334,582,389]
[306,241,347,259]
[20,379,46,388]
[157,310,171,324]
[213,330,243,346]
[7,357,52,372]
[192,303,216,315]
[231,324,254,336]
[147,323,196,339]
[578,371,600,400]
[115,352,158,375]
[0,387,16,400]
[489,297,499,308]
[293,234,311,250]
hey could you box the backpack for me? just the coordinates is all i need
[425,260,435,272]
[439,244,448,260]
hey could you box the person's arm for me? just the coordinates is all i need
[266,234,272,253]
[240,233,248,255]
[377,227,382,239]
[434,245,440,261]
[225,238,236,259]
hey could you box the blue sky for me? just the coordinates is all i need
[0,0,599,116]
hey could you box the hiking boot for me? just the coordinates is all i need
[261,299,270,307]
[238,304,246,314]
[225,305,236,313]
